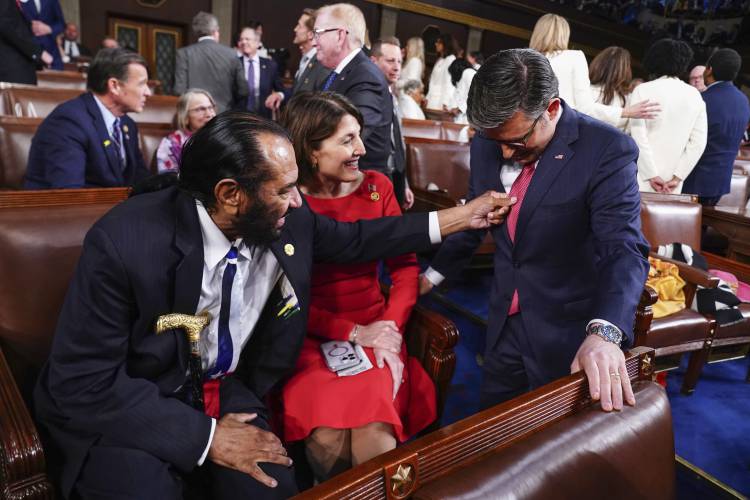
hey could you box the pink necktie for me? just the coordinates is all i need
[506,162,536,316]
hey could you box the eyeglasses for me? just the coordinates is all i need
[493,113,543,150]
[188,104,215,115]
[313,27,347,39]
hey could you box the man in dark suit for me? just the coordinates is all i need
[60,22,92,62]
[34,112,511,499]
[683,49,750,205]
[0,0,52,84]
[420,49,650,412]
[24,48,151,189]
[174,12,247,113]
[313,3,393,173]
[18,0,64,70]
[290,8,328,94]
[238,26,285,119]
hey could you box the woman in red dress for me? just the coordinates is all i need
[279,92,436,481]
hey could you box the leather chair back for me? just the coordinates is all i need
[402,118,443,141]
[1,88,83,118]
[640,193,702,250]
[0,196,121,400]
[717,173,750,208]
[440,121,471,143]
[0,116,41,188]
[134,95,178,124]
[406,141,470,200]
[36,70,87,90]
[137,122,172,173]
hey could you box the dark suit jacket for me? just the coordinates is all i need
[292,54,329,94]
[241,55,285,119]
[328,50,393,173]
[34,186,433,497]
[19,0,64,70]
[24,92,150,189]
[0,0,43,84]
[683,81,750,198]
[174,39,248,113]
[431,101,649,380]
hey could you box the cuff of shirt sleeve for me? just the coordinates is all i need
[198,418,216,466]
[423,266,446,286]
[586,318,622,333]
[428,211,442,244]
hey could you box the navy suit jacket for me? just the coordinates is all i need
[24,93,150,189]
[19,0,64,70]
[431,101,649,379]
[328,50,393,173]
[0,0,43,84]
[34,186,432,497]
[683,82,750,198]
[242,55,285,119]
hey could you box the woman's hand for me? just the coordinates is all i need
[351,321,402,353]
[622,99,660,120]
[374,348,404,400]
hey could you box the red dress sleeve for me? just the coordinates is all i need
[306,304,356,341]
[378,177,419,331]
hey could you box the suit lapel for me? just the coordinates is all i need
[513,102,578,246]
[83,93,124,182]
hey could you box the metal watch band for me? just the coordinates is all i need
[586,322,623,346]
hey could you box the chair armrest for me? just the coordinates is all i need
[704,252,750,284]
[634,286,659,347]
[0,346,53,499]
[409,187,458,213]
[405,304,459,425]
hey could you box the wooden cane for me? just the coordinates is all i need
[155,312,211,411]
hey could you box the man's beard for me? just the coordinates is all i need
[233,198,287,248]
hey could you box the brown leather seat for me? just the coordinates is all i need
[1,87,84,118]
[35,70,87,90]
[402,118,443,141]
[414,381,673,500]
[406,141,470,199]
[0,116,41,188]
[133,95,178,124]
[137,122,172,173]
[717,173,750,208]
[640,196,702,248]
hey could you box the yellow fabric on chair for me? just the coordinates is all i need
[647,257,687,318]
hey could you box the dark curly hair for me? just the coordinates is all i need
[642,39,693,79]
[448,58,472,86]
[707,48,742,82]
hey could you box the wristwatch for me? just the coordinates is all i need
[586,322,623,346]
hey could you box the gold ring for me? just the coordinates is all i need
[610,372,620,378]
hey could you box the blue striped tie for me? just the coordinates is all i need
[322,71,338,91]
[206,246,238,378]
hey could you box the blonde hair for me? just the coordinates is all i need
[176,89,215,131]
[529,14,570,54]
[405,37,425,66]
[317,3,366,48]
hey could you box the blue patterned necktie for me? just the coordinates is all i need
[246,58,257,112]
[111,117,125,168]
[206,246,238,379]
[322,71,338,91]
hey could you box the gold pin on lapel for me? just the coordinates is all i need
[370,192,380,201]
[284,243,295,256]
[103,139,111,147]
[122,124,129,134]
[368,183,380,201]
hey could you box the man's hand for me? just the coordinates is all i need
[418,274,434,296]
[374,347,404,400]
[622,99,660,119]
[648,176,667,193]
[402,186,414,211]
[41,50,53,66]
[265,92,283,111]
[436,191,515,237]
[31,20,52,36]
[570,335,636,412]
[208,413,292,488]
[352,321,401,353]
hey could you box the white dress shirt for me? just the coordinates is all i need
[194,201,283,464]
[92,94,126,164]
[333,47,361,75]
[629,76,707,192]
[296,47,316,80]
[425,55,456,110]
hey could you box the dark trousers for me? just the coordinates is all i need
[479,314,560,410]
[698,196,721,207]
[391,170,406,207]
[73,377,297,500]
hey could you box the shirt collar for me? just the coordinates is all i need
[245,54,260,64]
[705,80,724,90]
[302,47,316,60]
[198,36,215,43]
[92,93,118,135]
[333,47,361,74]
[196,201,253,270]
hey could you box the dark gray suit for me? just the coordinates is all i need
[174,39,247,113]
[292,55,329,94]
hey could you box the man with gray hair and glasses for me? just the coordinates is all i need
[174,11,247,112]
[420,48,649,413]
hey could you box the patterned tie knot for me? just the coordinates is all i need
[226,246,238,262]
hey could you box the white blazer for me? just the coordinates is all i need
[425,54,456,110]
[546,50,622,126]
[629,77,707,193]
[399,57,423,87]
[590,84,631,131]
[453,67,477,124]
[398,94,425,120]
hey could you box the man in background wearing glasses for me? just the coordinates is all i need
[420,49,650,414]
[312,3,394,176]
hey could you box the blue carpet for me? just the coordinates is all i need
[426,268,750,495]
